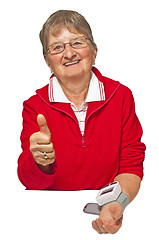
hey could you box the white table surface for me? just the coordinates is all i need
[1,183,158,240]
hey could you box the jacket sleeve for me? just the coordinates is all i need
[118,87,146,179]
[17,97,56,190]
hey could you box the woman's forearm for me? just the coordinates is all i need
[114,173,141,203]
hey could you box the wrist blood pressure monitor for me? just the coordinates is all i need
[83,181,129,215]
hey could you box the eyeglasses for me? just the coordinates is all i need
[47,36,90,55]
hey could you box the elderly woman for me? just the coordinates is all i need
[18,10,146,234]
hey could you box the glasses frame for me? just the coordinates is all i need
[47,36,90,55]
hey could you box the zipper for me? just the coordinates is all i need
[82,135,85,148]
[37,82,121,149]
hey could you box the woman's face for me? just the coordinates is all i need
[46,28,97,83]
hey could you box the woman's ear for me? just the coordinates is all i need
[44,55,50,67]
[93,45,98,64]
[44,55,53,73]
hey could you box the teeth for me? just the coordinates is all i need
[64,60,80,66]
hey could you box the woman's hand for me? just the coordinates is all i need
[92,202,123,234]
[29,114,55,168]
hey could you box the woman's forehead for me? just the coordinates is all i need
[48,28,83,44]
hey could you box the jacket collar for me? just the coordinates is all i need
[36,67,121,121]
[48,71,105,103]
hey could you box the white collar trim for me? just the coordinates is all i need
[49,72,105,103]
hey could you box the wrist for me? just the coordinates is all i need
[83,182,130,216]
[102,192,129,211]
[96,182,129,210]
[37,163,51,174]
[116,192,129,210]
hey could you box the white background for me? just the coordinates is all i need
[0,0,159,239]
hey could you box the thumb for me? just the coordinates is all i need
[37,114,51,136]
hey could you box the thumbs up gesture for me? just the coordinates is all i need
[30,114,55,169]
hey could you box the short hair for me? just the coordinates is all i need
[39,10,96,56]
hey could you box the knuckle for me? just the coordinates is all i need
[35,158,40,164]
[31,132,50,144]
[34,152,40,158]
[50,142,54,150]
[42,162,48,166]
[30,132,39,142]
[37,159,47,166]
[51,151,55,158]
[48,143,53,152]
[30,144,39,153]
[29,145,33,152]
[50,158,55,164]
[109,224,119,234]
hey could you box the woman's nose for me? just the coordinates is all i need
[63,44,76,59]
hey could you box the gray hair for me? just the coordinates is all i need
[39,10,96,56]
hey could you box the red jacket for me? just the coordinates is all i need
[17,67,146,190]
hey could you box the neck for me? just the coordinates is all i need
[57,72,92,109]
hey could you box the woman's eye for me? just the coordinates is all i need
[54,45,62,50]
[73,41,82,46]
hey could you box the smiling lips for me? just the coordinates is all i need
[64,60,81,66]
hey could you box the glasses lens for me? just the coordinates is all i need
[71,37,87,49]
[48,43,64,54]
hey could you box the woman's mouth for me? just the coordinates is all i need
[64,60,81,67]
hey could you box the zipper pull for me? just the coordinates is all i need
[82,136,85,148]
